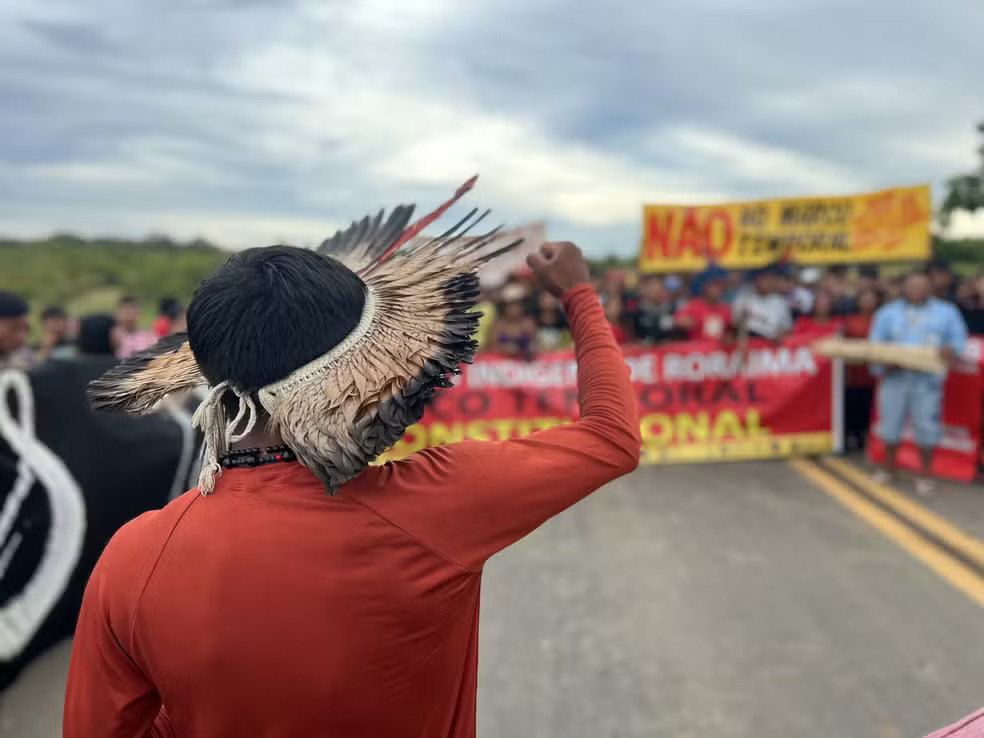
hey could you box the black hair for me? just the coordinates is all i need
[811,289,835,314]
[856,284,882,307]
[158,296,181,319]
[119,295,138,306]
[187,245,367,391]
[41,305,67,321]
[77,314,116,356]
[0,291,28,319]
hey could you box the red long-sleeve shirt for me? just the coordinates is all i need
[63,284,641,738]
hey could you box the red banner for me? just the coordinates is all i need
[377,335,842,465]
[868,339,984,482]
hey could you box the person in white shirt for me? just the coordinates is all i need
[732,263,793,342]
[788,267,820,316]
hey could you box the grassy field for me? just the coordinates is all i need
[1,237,227,334]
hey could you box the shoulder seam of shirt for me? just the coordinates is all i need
[126,494,202,651]
[344,493,480,575]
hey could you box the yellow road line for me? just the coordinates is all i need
[788,458,984,609]
[821,456,984,571]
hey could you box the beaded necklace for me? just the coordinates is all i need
[218,445,297,469]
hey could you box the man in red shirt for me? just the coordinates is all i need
[66,181,641,737]
[841,286,880,448]
[152,298,182,338]
[675,265,732,342]
[792,290,844,336]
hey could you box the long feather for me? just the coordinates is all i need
[88,334,202,414]
[371,175,479,265]
[316,175,480,276]
[317,206,416,275]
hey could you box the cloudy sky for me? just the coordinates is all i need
[0,0,981,256]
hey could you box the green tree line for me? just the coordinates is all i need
[2,233,984,313]
[0,235,229,311]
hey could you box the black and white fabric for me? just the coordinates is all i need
[733,288,794,341]
[0,359,204,690]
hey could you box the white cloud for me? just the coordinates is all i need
[657,128,864,196]
[884,128,981,178]
[755,76,926,121]
[212,36,728,225]
[945,210,984,240]
[20,135,235,187]
[0,200,343,250]
[0,0,982,254]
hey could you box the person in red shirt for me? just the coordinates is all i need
[842,286,881,449]
[793,289,844,336]
[152,298,182,338]
[604,292,630,344]
[675,265,732,342]
[67,181,641,738]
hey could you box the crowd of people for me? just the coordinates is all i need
[0,257,979,461]
[475,257,980,457]
[0,293,186,371]
[2,258,980,368]
[479,257,982,357]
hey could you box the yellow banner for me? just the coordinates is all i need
[640,431,834,465]
[375,420,834,467]
[639,184,931,273]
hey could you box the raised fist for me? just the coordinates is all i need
[526,242,590,298]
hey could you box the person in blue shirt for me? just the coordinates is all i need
[869,271,968,495]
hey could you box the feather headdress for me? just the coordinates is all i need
[88,176,522,494]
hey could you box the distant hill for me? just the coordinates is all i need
[0,235,228,312]
[1,233,981,316]
[934,236,984,272]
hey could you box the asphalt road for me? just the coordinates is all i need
[3,459,984,737]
